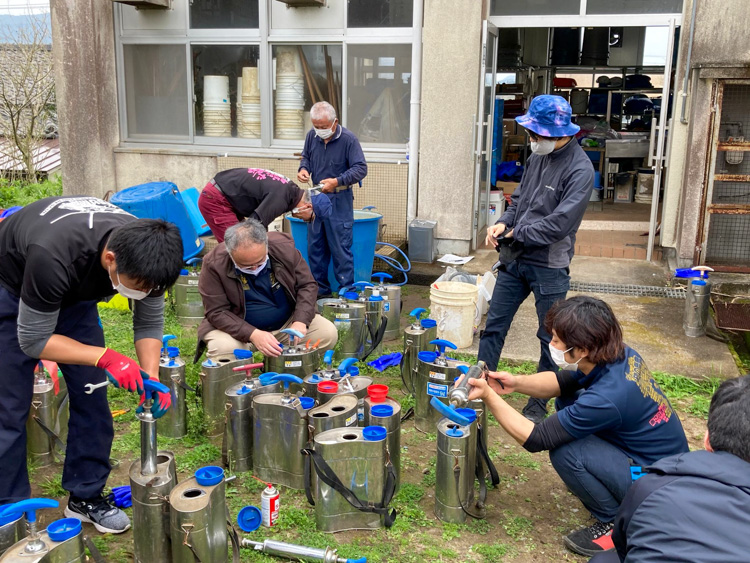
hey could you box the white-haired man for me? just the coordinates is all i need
[297,101,367,296]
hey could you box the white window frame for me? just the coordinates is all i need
[114,0,414,157]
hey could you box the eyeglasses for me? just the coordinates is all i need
[526,131,559,142]
[232,253,268,270]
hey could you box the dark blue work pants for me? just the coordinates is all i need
[478,260,569,377]
[307,189,354,295]
[0,287,112,504]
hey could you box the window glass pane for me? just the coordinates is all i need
[587,0,682,14]
[271,45,342,141]
[347,44,411,144]
[347,0,413,28]
[491,0,579,16]
[643,27,670,66]
[123,44,189,138]
[190,0,259,29]
[192,45,261,138]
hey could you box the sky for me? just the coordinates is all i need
[0,0,49,15]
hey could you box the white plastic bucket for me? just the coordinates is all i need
[241,67,260,98]
[204,75,229,103]
[430,281,478,348]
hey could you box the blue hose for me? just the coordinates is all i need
[374,242,411,285]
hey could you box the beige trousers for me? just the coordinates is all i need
[204,314,338,359]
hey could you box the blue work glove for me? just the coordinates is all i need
[136,379,171,419]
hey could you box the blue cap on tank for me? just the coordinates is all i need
[195,466,224,486]
[344,292,359,300]
[363,426,387,441]
[237,506,262,532]
[370,404,394,418]
[455,408,477,424]
[47,518,81,542]
[299,396,315,410]
[233,349,254,360]
[180,269,189,276]
[421,319,437,329]
[418,351,438,363]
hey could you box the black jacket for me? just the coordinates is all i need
[497,139,594,269]
[613,450,750,562]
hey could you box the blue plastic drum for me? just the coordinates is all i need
[287,209,381,292]
[110,182,204,261]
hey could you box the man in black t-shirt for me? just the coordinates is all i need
[198,168,311,242]
[0,196,183,534]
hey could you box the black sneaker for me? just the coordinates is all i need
[521,397,548,424]
[64,494,131,534]
[563,520,615,557]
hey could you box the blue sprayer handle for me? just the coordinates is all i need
[186,258,202,266]
[0,498,58,523]
[280,328,304,345]
[457,365,469,375]
[323,350,334,367]
[409,307,427,320]
[338,358,358,376]
[372,272,392,283]
[162,335,176,347]
[352,281,374,291]
[143,378,169,395]
[430,339,457,355]
[258,372,278,386]
[269,374,304,389]
[430,397,472,426]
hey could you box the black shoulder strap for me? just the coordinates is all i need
[476,424,500,488]
[301,447,397,527]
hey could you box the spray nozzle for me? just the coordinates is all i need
[337,358,359,377]
[450,362,488,408]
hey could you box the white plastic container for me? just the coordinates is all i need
[430,281,479,348]
[204,75,229,103]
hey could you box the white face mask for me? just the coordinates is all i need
[315,123,336,140]
[234,256,269,277]
[531,138,557,155]
[109,264,150,300]
[549,343,583,371]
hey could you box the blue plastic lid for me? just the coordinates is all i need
[299,396,315,410]
[180,269,189,276]
[202,359,217,367]
[236,385,252,395]
[310,374,321,382]
[418,351,438,363]
[233,349,254,360]
[368,295,384,301]
[421,319,437,329]
[692,280,707,286]
[455,408,477,424]
[363,426,387,441]
[370,405,394,418]
[195,466,224,486]
[237,506,262,532]
[344,291,359,300]
[47,518,81,542]
[167,346,180,358]
[446,427,464,437]
[0,510,21,526]
[349,367,360,376]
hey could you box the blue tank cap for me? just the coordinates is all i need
[349,367,360,376]
[236,385,252,395]
[167,346,180,358]
[418,351,438,363]
[0,510,20,526]
[233,349,254,360]
[692,280,707,286]
[368,295,384,301]
[180,269,189,276]
[202,359,216,367]
[299,396,315,410]
[195,466,224,486]
[370,404,394,418]
[455,408,477,424]
[309,374,321,383]
[446,427,464,438]
[236,505,262,532]
[47,518,81,542]
[344,291,359,300]
[420,319,437,329]
[363,426,387,441]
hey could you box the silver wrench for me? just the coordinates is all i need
[84,380,110,394]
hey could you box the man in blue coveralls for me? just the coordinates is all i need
[297,101,368,297]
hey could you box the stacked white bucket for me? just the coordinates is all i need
[238,67,261,139]
[275,47,305,139]
[203,75,231,137]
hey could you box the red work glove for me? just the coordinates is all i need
[95,348,145,394]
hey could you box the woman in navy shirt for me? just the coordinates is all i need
[466,296,688,559]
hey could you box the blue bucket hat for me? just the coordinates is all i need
[515,95,580,138]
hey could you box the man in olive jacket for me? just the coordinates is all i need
[198,219,337,358]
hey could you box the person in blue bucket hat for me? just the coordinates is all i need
[479,94,594,426]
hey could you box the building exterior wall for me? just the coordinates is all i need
[417,0,484,255]
[50,0,119,199]
[663,0,750,266]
